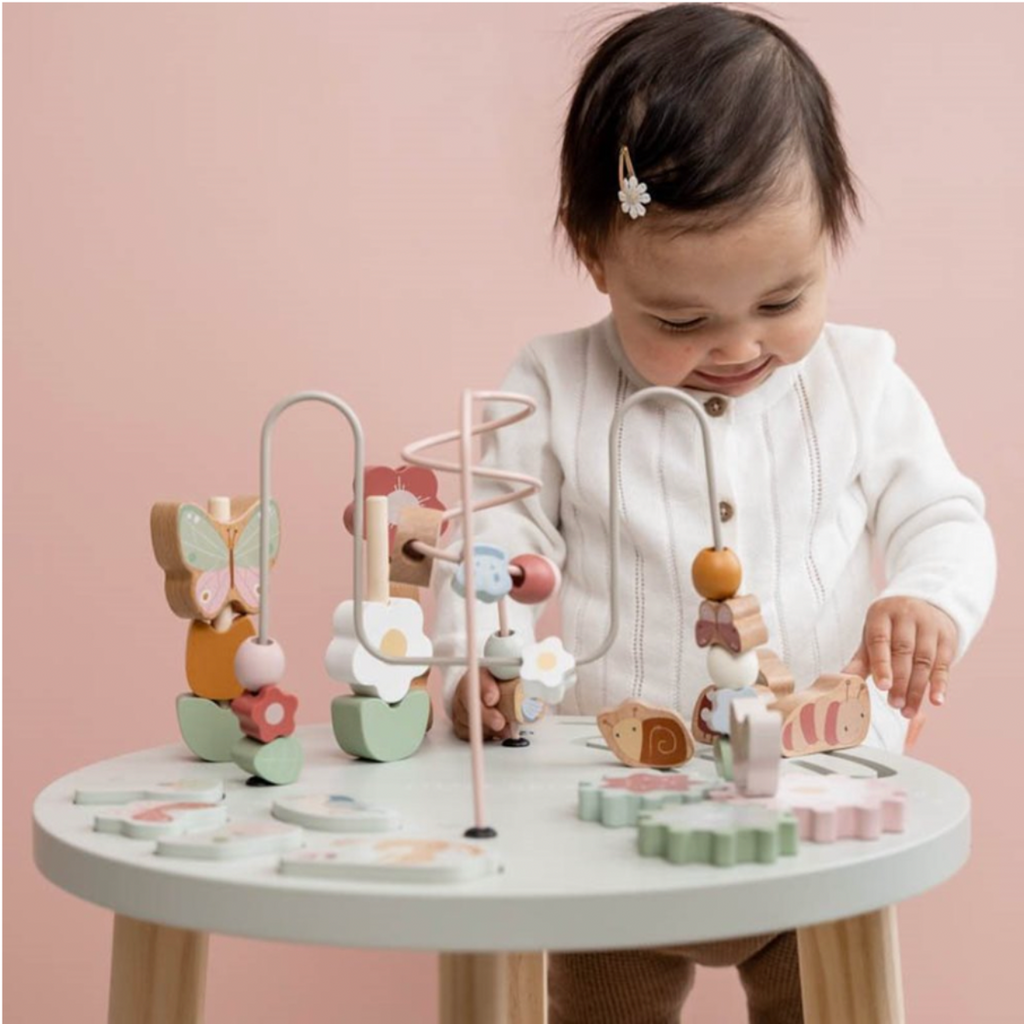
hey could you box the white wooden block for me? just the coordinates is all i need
[324,597,432,703]
[271,794,401,833]
[730,698,782,797]
[94,801,227,840]
[155,820,304,860]
[279,837,501,883]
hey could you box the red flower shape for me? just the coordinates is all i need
[343,465,447,547]
[232,685,298,743]
[602,773,694,794]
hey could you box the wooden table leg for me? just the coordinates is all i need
[108,914,208,1024]
[797,906,905,1024]
[440,952,547,1024]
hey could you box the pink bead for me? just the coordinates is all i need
[232,685,298,742]
[234,637,286,692]
[508,554,561,605]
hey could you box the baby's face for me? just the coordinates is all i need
[585,184,830,396]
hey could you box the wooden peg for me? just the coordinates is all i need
[366,496,390,603]
[390,506,445,589]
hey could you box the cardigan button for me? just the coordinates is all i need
[719,500,735,523]
[704,396,728,417]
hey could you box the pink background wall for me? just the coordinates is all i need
[5,4,1022,1020]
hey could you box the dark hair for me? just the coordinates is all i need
[555,3,863,266]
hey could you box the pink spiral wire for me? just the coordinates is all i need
[401,390,540,836]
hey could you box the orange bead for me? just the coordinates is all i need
[691,547,743,601]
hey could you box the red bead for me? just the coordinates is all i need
[508,554,560,605]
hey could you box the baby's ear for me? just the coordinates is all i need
[583,257,609,295]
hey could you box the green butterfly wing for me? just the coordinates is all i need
[177,504,230,570]
[234,499,281,570]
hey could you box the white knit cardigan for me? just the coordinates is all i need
[431,315,997,751]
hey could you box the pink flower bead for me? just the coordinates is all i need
[232,685,298,743]
[508,554,561,605]
[234,637,286,692]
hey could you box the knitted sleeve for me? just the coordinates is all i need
[857,332,997,662]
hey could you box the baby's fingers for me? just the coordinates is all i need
[887,618,918,712]
[865,611,893,691]
[929,635,955,707]
[902,628,937,719]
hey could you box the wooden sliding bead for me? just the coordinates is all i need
[707,645,760,690]
[495,679,547,727]
[231,685,298,743]
[691,547,743,601]
[234,636,286,692]
[483,631,524,681]
[694,595,768,653]
[508,554,561,605]
[389,507,445,589]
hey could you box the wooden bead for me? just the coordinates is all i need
[508,554,561,605]
[231,685,298,743]
[234,636,286,692]
[495,679,547,727]
[389,507,445,589]
[483,631,524,681]
[707,645,760,690]
[690,547,743,601]
[695,596,768,653]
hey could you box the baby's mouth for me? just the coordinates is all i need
[692,357,773,386]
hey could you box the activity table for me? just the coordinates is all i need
[33,717,970,1023]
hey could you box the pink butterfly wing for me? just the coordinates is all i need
[195,569,231,618]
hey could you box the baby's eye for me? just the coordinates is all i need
[759,295,804,315]
[656,317,705,334]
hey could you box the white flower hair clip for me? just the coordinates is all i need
[618,145,651,219]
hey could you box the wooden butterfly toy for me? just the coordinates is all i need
[151,495,281,620]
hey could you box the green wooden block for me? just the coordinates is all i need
[637,803,799,867]
[176,693,244,763]
[577,774,714,828]
[231,734,303,785]
[332,690,430,763]
[714,736,734,781]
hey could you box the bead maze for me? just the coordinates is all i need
[140,380,879,875]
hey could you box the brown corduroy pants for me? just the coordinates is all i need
[548,930,803,1024]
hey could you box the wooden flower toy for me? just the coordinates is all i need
[519,636,577,705]
[453,544,514,603]
[325,597,432,704]
[342,465,446,549]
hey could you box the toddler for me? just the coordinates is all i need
[432,5,997,1022]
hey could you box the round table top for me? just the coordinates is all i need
[33,717,970,952]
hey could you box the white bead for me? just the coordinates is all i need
[707,645,760,690]
[483,631,523,681]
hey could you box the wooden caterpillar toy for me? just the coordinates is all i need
[772,674,870,757]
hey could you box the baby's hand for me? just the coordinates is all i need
[451,669,507,742]
[843,596,959,719]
